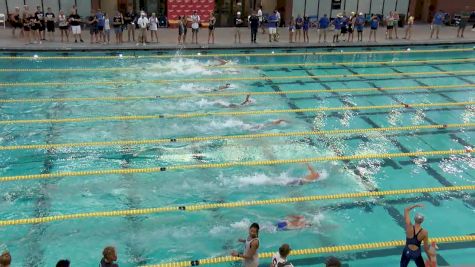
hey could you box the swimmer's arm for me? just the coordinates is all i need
[404,204,423,226]
[240,95,251,105]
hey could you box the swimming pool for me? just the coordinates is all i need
[0,44,474,267]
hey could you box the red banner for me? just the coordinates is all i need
[167,0,215,25]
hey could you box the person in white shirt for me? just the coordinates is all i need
[137,12,149,46]
[258,6,265,34]
[275,9,281,35]
[191,10,200,44]
[271,244,294,267]
[103,12,110,44]
[149,12,158,43]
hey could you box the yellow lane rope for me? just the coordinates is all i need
[1,70,474,87]
[1,123,472,151]
[142,235,475,267]
[0,48,472,60]
[1,84,473,103]
[0,185,473,227]
[1,58,474,72]
[0,149,472,183]
[1,101,473,125]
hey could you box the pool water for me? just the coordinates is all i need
[0,44,474,267]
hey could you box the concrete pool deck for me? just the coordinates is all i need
[0,24,474,51]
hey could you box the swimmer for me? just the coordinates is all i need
[249,119,289,130]
[0,251,11,267]
[214,83,231,91]
[216,94,255,108]
[286,164,321,186]
[212,58,229,66]
[276,215,311,231]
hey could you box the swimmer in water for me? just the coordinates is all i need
[214,83,231,91]
[286,164,321,186]
[213,58,229,66]
[276,215,311,231]
[249,119,289,130]
[216,94,255,108]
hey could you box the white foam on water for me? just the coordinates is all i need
[387,109,402,126]
[230,218,252,230]
[411,109,426,125]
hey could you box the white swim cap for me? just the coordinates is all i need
[414,213,424,224]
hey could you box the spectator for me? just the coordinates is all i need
[231,222,260,267]
[100,246,119,267]
[96,9,105,43]
[10,7,22,37]
[58,10,69,42]
[258,5,265,34]
[56,259,70,267]
[35,6,46,41]
[22,5,32,44]
[431,9,444,39]
[137,12,149,46]
[425,241,438,267]
[404,15,414,40]
[249,10,259,43]
[400,204,430,267]
[275,9,281,34]
[268,11,278,42]
[393,11,400,38]
[295,14,303,42]
[303,16,310,43]
[45,7,55,41]
[87,9,98,44]
[112,11,124,44]
[149,12,159,43]
[332,14,342,43]
[355,12,365,42]
[340,13,348,41]
[369,15,379,42]
[234,11,244,43]
[386,11,394,39]
[104,12,111,44]
[457,12,469,38]
[288,17,295,43]
[325,257,341,267]
[69,9,84,43]
[318,14,329,42]
[178,16,185,44]
[347,12,355,42]
[208,11,216,44]
[123,6,136,42]
[271,244,293,267]
[0,251,11,267]
[191,10,200,44]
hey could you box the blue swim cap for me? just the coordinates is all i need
[276,221,287,230]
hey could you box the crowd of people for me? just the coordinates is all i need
[6,5,475,46]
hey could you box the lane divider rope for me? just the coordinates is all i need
[1,101,473,125]
[1,123,472,151]
[0,185,473,227]
[141,235,475,267]
[0,48,472,60]
[0,58,474,72]
[1,70,474,87]
[0,149,472,183]
[0,84,473,103]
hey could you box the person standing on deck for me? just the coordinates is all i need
[400,204,432,267]
[231,223,260,267]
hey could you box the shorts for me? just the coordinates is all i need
[433,24,441,30]
[114,27,122,34]
[371,27,378,30]
[387,25,393,29]
[46,21,55,32]
[341,26,347,34]
[357,27,363,32]
[31,24,38,31]
[38,23,45,31]
[98,26,104,31]
[192,28,199,33]
[295,25,302,30]
[268,27,276,34]
[59,25,68,30]
[90,26,98,34]
[13,22,23,28]
[71,25,81,34]
[348,26,353,33]
[104,29,110,35]
[23,25,31,31]
[208,25,214,30]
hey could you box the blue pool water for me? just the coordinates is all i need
[0,44,474,267]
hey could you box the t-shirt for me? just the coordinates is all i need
[249,15,259,28]
[356,16,365,30]
[35,11,44,24]
[319,17,329,28]
[370,18,379,29]
[334,17,342,30]
[96,12,105,27]
[104,18,110,30]
[69,14,81,26]
[234,16,244,27]
[257,9,263,21]
[433,12,444,25]
[88,15,97,26]
[112,16,122,27]
[124,12,135,24]
[267,14,277,28]
[45,12,55,22]
[137,17,149,28]
[271,253,294,267]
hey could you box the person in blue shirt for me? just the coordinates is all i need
[295,14,303,42]
[431,10,444,39]
[96,9,105,43]
[318,14,329,42]
[369,15,379,42]
[332,14,342,43]
[268,11,278,42]
[340,13,348,41]
[303,16,310,43]
[355,12,365,42]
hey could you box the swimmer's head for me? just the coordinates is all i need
[102,246,117,263]
[431,241,439,250]
[249,222,260,238]
[279,243,291,258]
[325,256,341,267]
[0,251,11,266]
[56,259,71,267]
[414,213,424,224]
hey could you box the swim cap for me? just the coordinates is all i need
[414,213,424,224]
[359,12,364,16]
[276,221,287,230]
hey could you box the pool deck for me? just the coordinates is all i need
[0,24,474,51]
